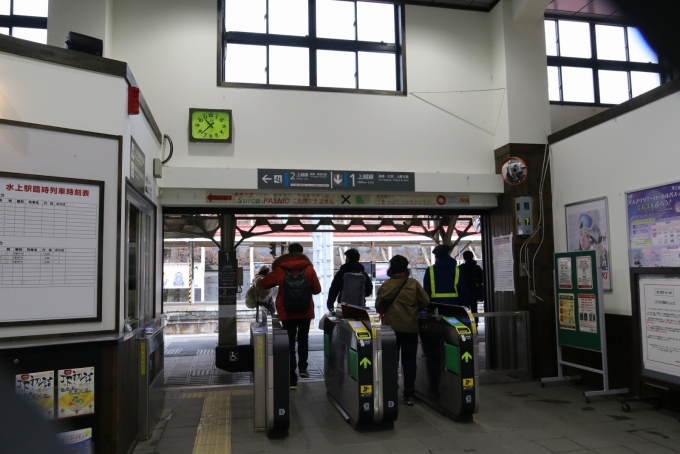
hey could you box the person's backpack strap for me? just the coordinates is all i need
[379,278,409,314]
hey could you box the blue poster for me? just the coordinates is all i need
[628,182,680,267]
[57,428,92,454]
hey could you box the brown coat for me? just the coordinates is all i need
[375,277,429,333]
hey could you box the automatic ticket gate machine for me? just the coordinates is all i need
[323,304,399,430]
[415,304,479,422]
[251,313,290,438]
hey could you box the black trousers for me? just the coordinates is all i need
[395,331,419,398]
[281,318,311,383]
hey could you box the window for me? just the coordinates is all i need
[0,0,48,44]
[221,0,404,94]
[545,19,662,106]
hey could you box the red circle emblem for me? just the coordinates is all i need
[436,195,446,205]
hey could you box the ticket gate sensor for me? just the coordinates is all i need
[415,304,479,423]
[251,313,290,438]
[323,304,399,430]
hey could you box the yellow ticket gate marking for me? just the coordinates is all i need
[463,378,474,390]
[349,321,371,339]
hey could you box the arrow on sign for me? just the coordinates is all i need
[262,175,272,184]
[359,357,372,369]
[461,352,472,363]
[333,174,343,185]
[207,194,232,202]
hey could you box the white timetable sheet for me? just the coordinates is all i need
[0,176,101,324]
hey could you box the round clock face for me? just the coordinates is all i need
[190,110,231,142]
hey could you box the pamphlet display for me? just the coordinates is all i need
[58,367,95,418]
[57,428,93,454]
[542,250,628,401]
[15,370,55,418]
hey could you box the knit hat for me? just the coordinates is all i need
[388,255,409,273]
[432,244,452,258]
[257,265,270,275]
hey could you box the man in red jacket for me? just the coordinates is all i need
[260,243,321,389]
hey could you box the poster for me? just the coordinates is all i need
[565,197,611,291]
[578,294,597,333]
[58,367,95,418]
[162,263,203,289]
[576,256,593,289]
[558,257,572,289]
[57,428,93,454]
[492,234,514,292]
[558,294,576,330]
[15,370,54,418]
[628,182,680,267]
[638,277,680,378]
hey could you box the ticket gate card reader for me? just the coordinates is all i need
[250,313,290,438]
[324,304,399,431]
[416,304,479,422]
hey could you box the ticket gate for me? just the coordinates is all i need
[323,304,399,430]
[251,313,290,438]
[415,304,479,422]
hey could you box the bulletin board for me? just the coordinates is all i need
[0,119,121,331]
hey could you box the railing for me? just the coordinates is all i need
[476,311,531,381]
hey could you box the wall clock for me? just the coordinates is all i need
[188,108,232,143]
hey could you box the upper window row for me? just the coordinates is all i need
[222,0,403,93]
[0,0,48,44]
[545,20,661,105]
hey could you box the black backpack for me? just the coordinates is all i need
[283,266,311,313]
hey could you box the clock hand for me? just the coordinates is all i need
[200,121,215,134]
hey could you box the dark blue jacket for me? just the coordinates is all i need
[422,255,468,306]
[327,261,373,310]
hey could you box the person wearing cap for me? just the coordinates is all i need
[375,255,429,406]
[260,243,321,388]
[423,244,469,309]
[252,265,276,315]
[326,248,373,312]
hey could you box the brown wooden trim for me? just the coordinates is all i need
[549,77,680,145]
[0,35,163,144]
[494,143,548,159]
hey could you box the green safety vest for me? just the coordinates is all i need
[429,265,459,298]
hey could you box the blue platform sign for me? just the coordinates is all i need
[258,169,415,192]
[627,181,680,267]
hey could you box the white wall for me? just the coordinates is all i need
[551,91,680,315]
[550,105,608,133]
[110,1,499,176]
[47,0,110,55]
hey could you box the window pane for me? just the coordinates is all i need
[558,21,591,58]
[0,0,9,15]
[14,0,48,17]
[628,27,658,64]
[358,52,395,91]
[598,70,629,104]
[0,28,9,35]
[317,49,356,89]
[544,20,557,57]
[595,25,626,61]
[561,66,594,102]
[12,27,47,44]
[269,0,308,37]
[317,0,355,41]
[269,45,309,86]
[631,72,660,98]
[357,2,394,43]
[224,0,265,33]
[225,44,266,84]
[547,66,560,101]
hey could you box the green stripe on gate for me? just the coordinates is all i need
[324,334,329,357]
[349,348,358,381]
[445,343,460,375]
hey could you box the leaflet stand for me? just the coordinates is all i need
[541,250,628,402]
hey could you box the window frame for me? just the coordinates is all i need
[545,17,665,107]
[0,0,48,38]
[217,0,407,96]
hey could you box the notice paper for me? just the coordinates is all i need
[578,294,597,333]
[558,257,572,289]
[639,277,680,378]
[492,234,514,292]
[559,294,576,330]
[576,256,593,289]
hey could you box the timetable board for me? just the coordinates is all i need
[0,173,103,324]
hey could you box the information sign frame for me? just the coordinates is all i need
[0,171,104,327]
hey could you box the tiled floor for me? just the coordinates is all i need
[133,377,680,454]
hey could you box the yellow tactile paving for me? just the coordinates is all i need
[192,388,251,454]
[180,391,206,399]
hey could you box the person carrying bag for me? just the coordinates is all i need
[375,255,429,406]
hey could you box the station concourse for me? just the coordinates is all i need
[1,0,680,453]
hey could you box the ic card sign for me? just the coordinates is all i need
[258,169,415,192]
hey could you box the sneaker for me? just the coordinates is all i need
[290,383,298,390]
[402,396,414,406]
[298,370,310,379]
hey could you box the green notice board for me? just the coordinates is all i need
[554,250,602,352]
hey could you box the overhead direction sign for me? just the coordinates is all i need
[258,168,415,192]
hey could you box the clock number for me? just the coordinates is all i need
[203,133,207,137]
[208,113,213,117]
[220,130,224,134]
[220,118,225,123]
[195,123,199,127]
